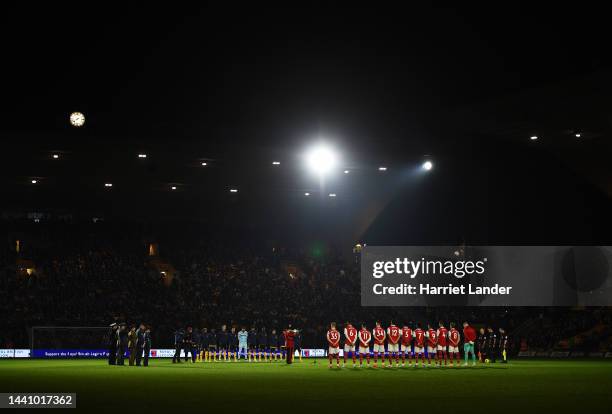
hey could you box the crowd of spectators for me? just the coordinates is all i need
[1,219,611,351]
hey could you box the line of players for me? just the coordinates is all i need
[173,325,301,363]
[326,320,508,368]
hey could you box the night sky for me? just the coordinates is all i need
[1,4,611,245]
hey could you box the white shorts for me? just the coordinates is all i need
[373,344,385,353]
[427,346,436,354]
[359,346,370,354]
[387,343,399,353]
[437,345,447,352]
[344,344,356,352]
[401,344,411,353]
[448,345,459,353]
[328,347,339,355]
[414,346,424,354]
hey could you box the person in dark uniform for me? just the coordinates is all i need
[477,327,487,362]
[249,326,258,359]
[183,326,196,363]
[498,327,509,363]
[217,325,229,359]
[208,328,218,359]
[228,327,237,357]
[117,323,128,365]
[128,325,137,366]
[258,327,268,358]
[135,323,146,366]
[142,326,152,367]
[486,327,497,362]
[200,328,210,359]
[107,323,118,365]
[293,328,302,361]
[172,328,184,363]
[269,329,279,361]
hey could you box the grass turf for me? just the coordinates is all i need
[0,359,611,413]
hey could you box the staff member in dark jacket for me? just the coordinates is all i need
[486,327,497,362]
[142,326,152,367]
[172,328,184,363]
[117,323,128,365]
[135,323,146,366]
[184,326,196,363]
[477,327,487,362]
[107,323,118,365]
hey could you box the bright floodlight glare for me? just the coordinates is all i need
[530,135,538,140]
[344,170,349,174]
[138,154,147,158]
[52,154,59,159]
[306,144,337,175]
[104,183,113,188]
[171,186,177,190]
[329,193,337,197]
[272,161,280,165]
[201,162,207,166]
[575,133,581,138]
[31,179,37,184]
[304,192,310,196]
[230,188,238,193]
[422,161,433,171]
[378,166,387,171]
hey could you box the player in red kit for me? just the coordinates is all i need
[326,322,341,368]
[436,321,448,367]
[372,321,386,368]
[283,324,296,364]
[343,321,358,368]
[386,321,401,368]
[400,324,413,367]
[358,323,372,367]
[413,323,426,367]
[426,324,438,367]
[448,322,461,367]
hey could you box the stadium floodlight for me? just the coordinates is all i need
[306,144,338,176]
[31,179,37,184]
[52,154,59,159]
[304,192,310,196]
[138,154,147,158]
[171,186,177,190]
[272,161,280,165]
[344,170,350,174]
[378,166,387,171]
[530,135,538,140]
[201,162,208,166]
[575,133,581,138]
[329,193,337,197]
[422,161,433,171]
[104,183,113,188]
[230,188,238,193]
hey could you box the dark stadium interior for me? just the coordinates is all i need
[1,5,612,406]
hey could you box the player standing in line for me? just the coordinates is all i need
[462,321,477,366]
[400,323,413,367]
[448,322,461,367]
[343,321,358,368]
[413,323,426,367]
[386,321,401,368]
[426,324,438,367]
[326,322,341,369]
[358,323,372,367]
[372,321,386,368]
[436,321,448,367]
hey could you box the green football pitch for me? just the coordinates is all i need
[0,359,610,412]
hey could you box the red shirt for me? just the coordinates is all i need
[427,328,438,347]
[437,327,448,346]
[463,325,477,343]
[373,327,386,345]
[327,329,340,347]
[414,328,425,347]
[344,325,358,346]
[449,328,461,347]
[401,327,413,345]
[387,325,401,344]
[358,329,372,348]
[284,330,295,347]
